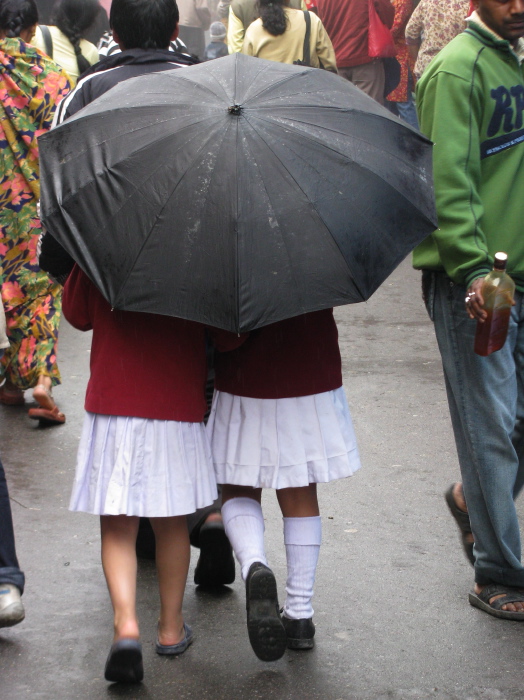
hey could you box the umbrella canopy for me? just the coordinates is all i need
[39,53,436,333]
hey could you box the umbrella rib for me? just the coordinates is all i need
[250,112,429,196]
[241,115,372,300]
[52,109,217,163]
[112,121,230,301]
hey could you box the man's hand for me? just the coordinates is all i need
[466,276,516,321]
[465,278,487,322]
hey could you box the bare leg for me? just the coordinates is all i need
[33,375,57,411]
[276,484,319,517]
[100,515,140,642]
[221,484,262,504]
[149,516,190,646]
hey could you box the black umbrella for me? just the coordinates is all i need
[39,53,436,333]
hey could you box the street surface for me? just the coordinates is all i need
[1,258,524,700]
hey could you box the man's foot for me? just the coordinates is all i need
[0,584,25,628]
[469,584,524,620]
[282,616,315,650]
[445,483,474,565]
[194,514,235,587]
[245,562,287,661]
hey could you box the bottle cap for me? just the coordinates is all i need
[494,252,508,270]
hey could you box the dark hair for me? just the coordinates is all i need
[258,0,287,36]
[110,0,179,50]
[0,0,38,37]
[51,0,100,73]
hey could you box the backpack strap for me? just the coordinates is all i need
[302,11,311,67]
[40,25,53,59]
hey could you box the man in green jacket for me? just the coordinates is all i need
[413,0,524,619]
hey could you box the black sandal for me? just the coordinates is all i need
[445,483,474,566]
[469,584,524,621]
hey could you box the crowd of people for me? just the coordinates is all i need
[1,0,524,688]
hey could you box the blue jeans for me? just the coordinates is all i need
[0,456,25,593]
[426,272,524,587]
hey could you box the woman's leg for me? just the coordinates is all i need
[149,516,190,647]
[276,485,321,647]
[222,485,286,661]
[100,515,140,642]
[221,485,264,580]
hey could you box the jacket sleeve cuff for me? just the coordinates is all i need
[464,266,492,289]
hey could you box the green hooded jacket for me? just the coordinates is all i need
[412,18,524,290]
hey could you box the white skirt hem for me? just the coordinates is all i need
[207,387,361,490]
[70,413,218,517]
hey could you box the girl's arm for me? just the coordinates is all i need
[62,266,93,332]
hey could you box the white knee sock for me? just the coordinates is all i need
[221,497,267,580]
[283,516,322,620]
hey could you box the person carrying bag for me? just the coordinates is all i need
[242,0,337,72]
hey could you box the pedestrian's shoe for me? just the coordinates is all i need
[0,584,25,628]
[282,616,315,650]
[155,623,194,656]
[194,519,235,587]
[0,386,25,406]
[104,639,143,683]
[245,562,287,662]
[28,404,66,426]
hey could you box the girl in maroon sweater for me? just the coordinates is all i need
[62,266,217,683]
[208,309,361,660]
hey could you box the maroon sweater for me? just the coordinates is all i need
[62,267,208,421]
[213,310,343,399]
[316,0,395,68]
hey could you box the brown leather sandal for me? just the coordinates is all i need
[28,405,66,425]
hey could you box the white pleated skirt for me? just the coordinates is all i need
[69,413,218,517]
[207,387,361,489]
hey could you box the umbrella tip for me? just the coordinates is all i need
[228,104,242,116]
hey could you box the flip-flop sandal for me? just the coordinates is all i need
[469,584,524,621]
[0,386,25,406]
[155,622,194,656]
[104,639,143,683]
[445,483,474,566]
[28,405,66,425]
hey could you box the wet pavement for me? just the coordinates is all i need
[1,259,524,700]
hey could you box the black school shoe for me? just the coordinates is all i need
[104,639,143,683]
[194,520,235,587]
[245,562,287,661]
[282,616,315,650]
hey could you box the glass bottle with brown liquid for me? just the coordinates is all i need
[474,252,515,356]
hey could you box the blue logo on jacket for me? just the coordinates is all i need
[481,85,524,158]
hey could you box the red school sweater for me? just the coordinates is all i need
[62,266,208,421]
[213,309,343,399]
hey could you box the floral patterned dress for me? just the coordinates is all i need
[0,38,70,391]
[386,0,415,103]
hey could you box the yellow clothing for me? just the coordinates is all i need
[228,0,307,53]
[32,26,99,85]
[242,8,337,71]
